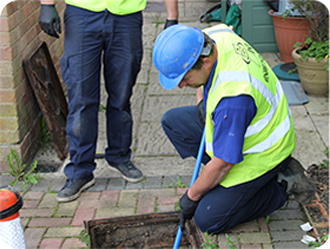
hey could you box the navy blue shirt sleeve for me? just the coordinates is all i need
[212,95,257,164]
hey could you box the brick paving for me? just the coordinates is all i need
[1,0,328,248]
[17,186,313,248]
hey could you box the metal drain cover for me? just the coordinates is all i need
[23,42,69,160]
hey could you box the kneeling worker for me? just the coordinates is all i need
[152,24,316,234]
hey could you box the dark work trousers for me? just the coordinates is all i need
[61,5,143,179]
[161,105,289,234]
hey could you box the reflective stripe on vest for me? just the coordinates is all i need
[65,0,147,14]
[202,24,295,187]
[207,28,235,35]
[205,71,292,155]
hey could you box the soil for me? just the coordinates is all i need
[308,164,329,214]
[86,212,202,249]
[306,163,329,240]
[95,223,181,248]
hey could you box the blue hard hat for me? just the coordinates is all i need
[152,24,204,90]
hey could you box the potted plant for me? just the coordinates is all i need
[268,0,311,63]
[290,0,329,96]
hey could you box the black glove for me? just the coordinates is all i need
[197,99,205,125]
[38,4,61,38]
[164,19,178,29]
[179,191,200,231]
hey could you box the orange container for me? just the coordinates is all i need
[0,189,23,222]
[269,10,311,63]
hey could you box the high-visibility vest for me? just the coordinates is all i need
[65,0,147,15]
[203,24,296,188]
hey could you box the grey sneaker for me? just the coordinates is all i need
[57,175,95,202]
[277,157,316,205]
[108,161,144,183]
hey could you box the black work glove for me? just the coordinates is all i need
[164,19,178,29]
[179,191,200,231]
[197,99,205,125]
[38,4,61,38]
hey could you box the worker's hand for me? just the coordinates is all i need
[38,4,61,38]
[179,191,199,231]
[164,19,178,29]
[197,99,205,125]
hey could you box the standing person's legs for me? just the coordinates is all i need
[57,5,104,202]
[103,12,144,182]
[161,105,210,164]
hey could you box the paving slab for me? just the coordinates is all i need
[39,238,63,249]
[271,231,306,242]
[24,228,47,249]
[44,227,83,238]
[141,95,196,122]
[133,155,197,177]
[55,205,77,217]
[269,219,305,232]
[118,189,139,207]
[95,206,136,218]
[239,232,272,244]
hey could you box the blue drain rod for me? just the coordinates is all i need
[173,128,206,249]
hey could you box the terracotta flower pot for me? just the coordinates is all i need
[269,10,311,63]
[292,48,329,96]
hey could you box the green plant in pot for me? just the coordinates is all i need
[290,0,329,96]
[294,36,329,70]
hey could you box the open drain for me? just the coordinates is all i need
[85,211,202,248]
[35,164,61,173]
